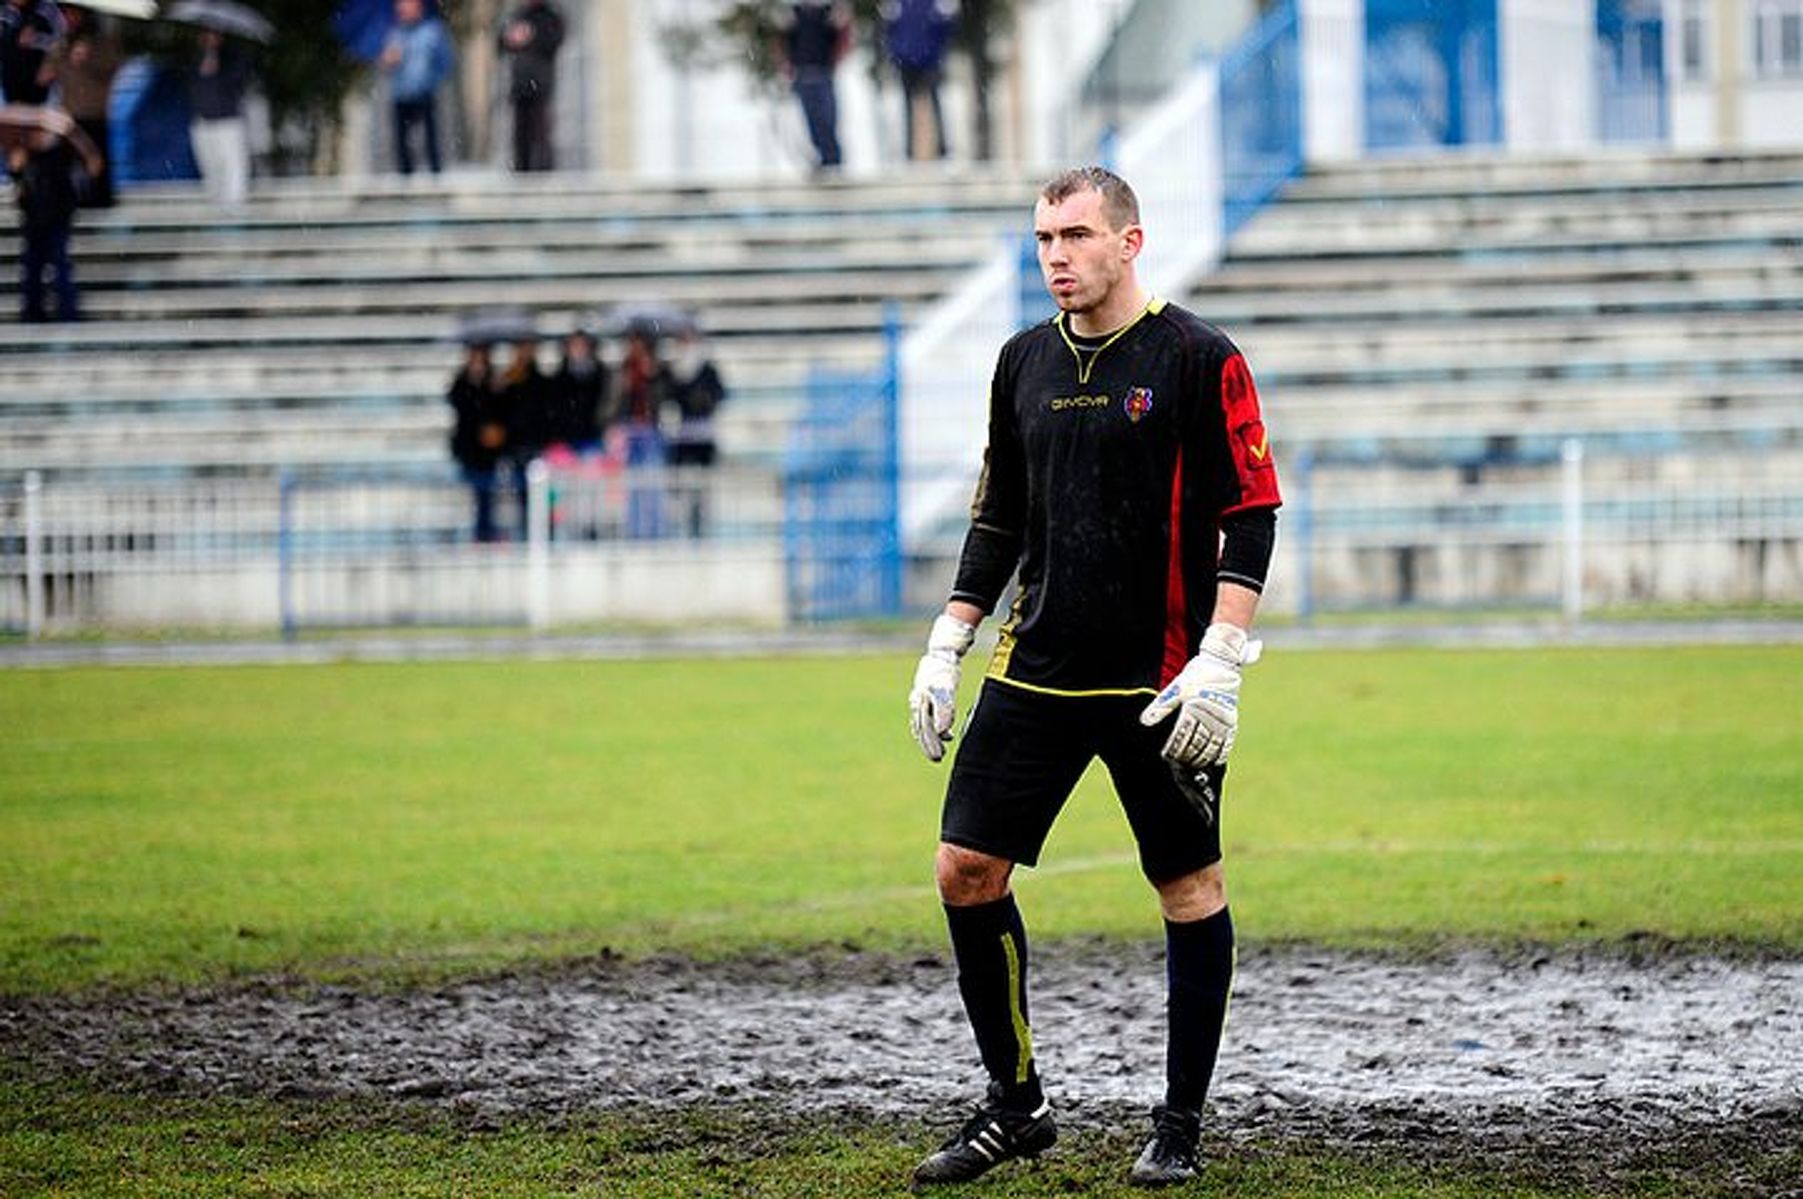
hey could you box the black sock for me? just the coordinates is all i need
[1164,906,1234,1113]
[944,893,1043,1112]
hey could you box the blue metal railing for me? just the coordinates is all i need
[1364,0,1501,152]
[1220,0,1305,238]
[782,309,903,621]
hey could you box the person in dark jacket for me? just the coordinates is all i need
[447,339,504,542]
[775,1,849,171]
[883,0,954,160]
[549,325,608,452]
[0,0,63,105]
[665,328,726,538]
[8,121,99,322]
[495,333,553,538]
[497,0,563,172]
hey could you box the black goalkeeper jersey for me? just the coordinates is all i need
[950,299,1282,697]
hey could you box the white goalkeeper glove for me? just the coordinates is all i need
[908,613,977,763]
[1138,622,1261,769]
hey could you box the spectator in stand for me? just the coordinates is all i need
[187,27,252,207]
[8,118,99,322]
[775,0,849,173]
[447,338,504,543]
[496,331,552,538]
[380,0,456,177]
[0,0,64,105]
[549,323,608,453]
[665,326,726,538]
[883,0,954,161]
[496,0,563,172]
[49,4,122,206]
[611,327,671,538]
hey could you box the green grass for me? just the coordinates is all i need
[4,645,1799,1196]
[3,646,1800,993]
[7,1061,1782,1199]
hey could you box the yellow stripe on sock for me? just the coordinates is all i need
[1001,930,1034,1085]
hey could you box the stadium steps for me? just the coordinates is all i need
[6,151,1801,480]
[1272,146,1803,197]
[1193,148,1803,451]
[0,168,1041,478]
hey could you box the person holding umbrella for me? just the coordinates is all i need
[447,334,504,544]
[165,2,271,208]
[4,107,102,321]
[185,24,251,206]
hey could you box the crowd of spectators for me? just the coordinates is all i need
[447,314,727,545]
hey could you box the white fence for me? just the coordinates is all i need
[1,464,788,635]
[5,437,1801,636]
[1280,441,1803,617]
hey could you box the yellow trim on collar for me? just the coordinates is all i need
[1055,298,1161,385]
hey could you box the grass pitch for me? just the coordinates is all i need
[2,644,1799,992]
[3,643,1800,1196]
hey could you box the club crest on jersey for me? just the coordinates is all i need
[1123,387,1154,423]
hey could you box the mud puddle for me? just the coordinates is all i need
[4,943,1798,1179]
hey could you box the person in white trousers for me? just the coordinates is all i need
[187,27,250,207]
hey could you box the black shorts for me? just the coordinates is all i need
[941,679,1226,882]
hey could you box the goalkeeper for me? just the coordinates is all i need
[907,166,1281,1188]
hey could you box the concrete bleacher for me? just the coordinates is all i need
[0,169,1039,478]
[1174,147,1803,611]
[1204,148,1803,453]
[4,149,1800,484]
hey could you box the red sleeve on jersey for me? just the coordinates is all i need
[1161,446,1191,687]
[1219,353,1282,515]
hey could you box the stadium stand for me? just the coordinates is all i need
[0,170,1039,478]
[2,148,1798,482]
[4,149,1798,627]
[1207,148,1803,447]
[1183,148,1803,611]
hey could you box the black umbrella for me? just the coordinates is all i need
[166,0,275,43]
[454,309,539,348]
[607,302,698,343]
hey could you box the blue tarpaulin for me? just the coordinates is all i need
[335,0,392,62]
[335,0,442,63]
[109,57,199,184]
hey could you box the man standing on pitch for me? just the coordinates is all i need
[907,167,1281,1187]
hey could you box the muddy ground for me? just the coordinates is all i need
[4,942,1799,1190]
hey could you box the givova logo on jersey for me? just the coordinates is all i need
[1047,387,1156,422]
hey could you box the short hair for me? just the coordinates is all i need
[1039,167,1140,231]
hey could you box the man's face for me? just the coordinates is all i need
[1033,187,1140,317]
[396,0,422,22]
